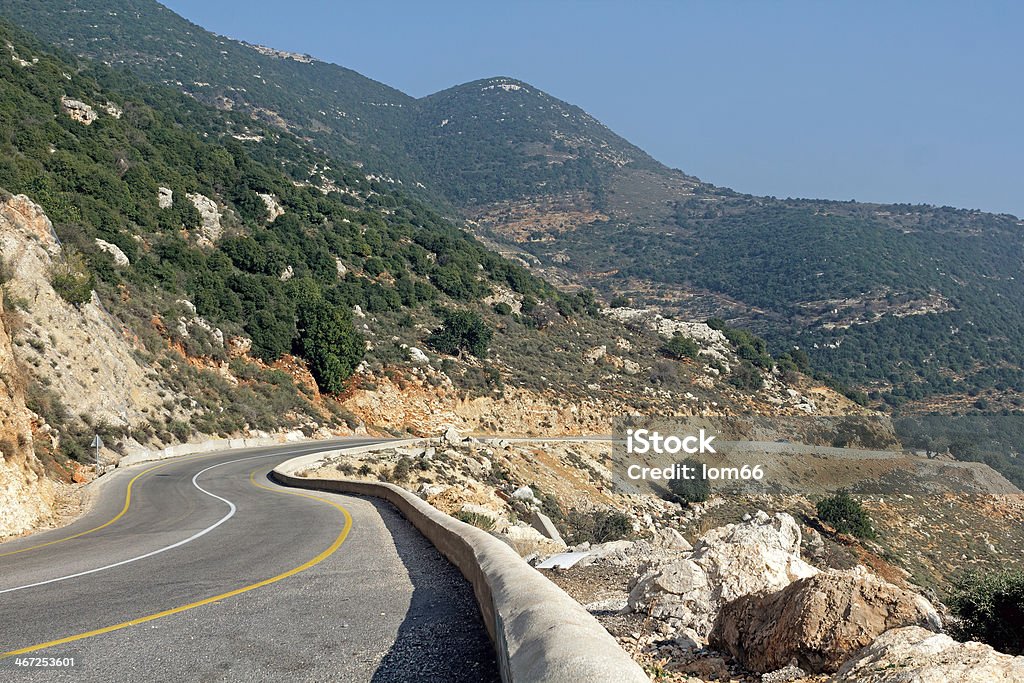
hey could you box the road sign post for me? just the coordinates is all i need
[91,434,103,476]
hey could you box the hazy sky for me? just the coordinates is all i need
[161,1,1023,217]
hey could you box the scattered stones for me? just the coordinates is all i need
[418,483,446,499]
[627,511,817,641]
[832,626,1024,682]
[227,336,252,357]
[583,345,607,364]
[711,565,941,673]
[652,526,692,551]
[512,485,536,502]
[406,346,429,364]
[529,509,565,545]
[444,426,465,447]
[503,523,551,545]
[257,192,285,222]
[760,665,809,683]
[803,526,825,562]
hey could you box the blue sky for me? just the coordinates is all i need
[162,1,1023,217]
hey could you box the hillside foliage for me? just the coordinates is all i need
[0,20,567,394]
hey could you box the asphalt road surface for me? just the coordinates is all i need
[0,440,499,682]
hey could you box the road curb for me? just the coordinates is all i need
[270,449,649,683]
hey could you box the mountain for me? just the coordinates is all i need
[3,0,1023,413]
[0,0,423,183]
[6,0,1020,413]
[0,14,855,529]
[409,76,664,205]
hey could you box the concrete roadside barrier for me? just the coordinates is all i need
[117,430,315,467]
[271,449,649,683]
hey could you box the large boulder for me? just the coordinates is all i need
[627,511,817,640]
[711,565,941,673]
[832,626,1024,682]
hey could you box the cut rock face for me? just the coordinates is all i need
[711,565,941,673]
[832,626,1024,682]
[627,511,817,641]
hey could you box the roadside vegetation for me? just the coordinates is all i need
[948,569,1024,655]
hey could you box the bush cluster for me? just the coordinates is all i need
[816,490,875,539]
[948,569,1024,655]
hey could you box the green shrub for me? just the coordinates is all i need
[391,457,412,482]
[426,308,493,358]
[729,360,765,390]
[50,250,94,306]
[168,420,191,443]
[663,333,699,360]
[454,510,496,531]
[564,508,632,544]
[610,295,631,308]
[493,301,512,315]
[948,570,1024,655]
[294,298,364,393]
[816,490,876,539]
[668,457,711,504]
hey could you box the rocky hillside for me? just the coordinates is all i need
[302,436,1024,682]
[8,0,1024,412]
[0,258,53,537]
[0,17,865,537]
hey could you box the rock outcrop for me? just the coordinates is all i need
[186,192,222,243]
[94,239,129,267]
[711,565,941,673]
[257,193,285,222]
[59,96,97,125]
[157,187,174,209]
[627,511,818,640]
[0,194,167,429]
[0,291,54,537]
[832,626,1024,682]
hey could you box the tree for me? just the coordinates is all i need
[294,298,364,393]
[610,295,631,308]
[426,309,492,358]
[948,569,1024,655]
[816,490,875,539]
[668,457,710,504]
[663,333,699,360]
[730,361,765,391]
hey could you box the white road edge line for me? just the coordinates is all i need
[0,452,283,595]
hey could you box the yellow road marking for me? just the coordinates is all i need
[0,460,179,559]
[1,467,351,658]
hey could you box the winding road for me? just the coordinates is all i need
[0,440,498,682]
